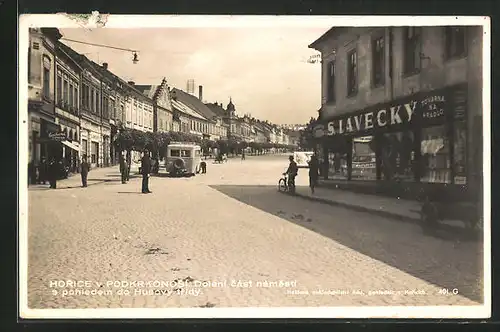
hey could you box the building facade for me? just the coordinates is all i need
[27,28,62,166]
[54,42,82,173]
[309,26,483,192]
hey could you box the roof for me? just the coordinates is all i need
[205,103,227,117]
[172,88,218,120]
[308,27,340,50]
[171,99,207,121]
[134,85,158,99]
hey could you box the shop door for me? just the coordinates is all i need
[91,142,99,167]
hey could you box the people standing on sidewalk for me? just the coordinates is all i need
[119,154,128,184]
[141,149,152,194]
[80,155,90,188]
[48,157,57,189]
[308,154,320,194]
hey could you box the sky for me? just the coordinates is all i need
[59,26,330,125]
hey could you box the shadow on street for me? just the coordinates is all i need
[210,184,484,303]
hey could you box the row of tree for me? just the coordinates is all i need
[113,126,299,161]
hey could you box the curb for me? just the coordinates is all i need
[293,192,421,224]
[292,192,483,240]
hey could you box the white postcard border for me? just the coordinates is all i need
[18,14,491,319]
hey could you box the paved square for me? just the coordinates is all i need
[26,155,483,308]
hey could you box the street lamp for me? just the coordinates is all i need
[60,37,140,65]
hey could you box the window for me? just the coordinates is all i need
[82,139,88,156]
[326,60,336,103]
[56,74,62,103]
[372,36,385,87]
[63,80,69,105]
[347,49,358,96]
[170,149,180,157]
[82,84,88,109]
[445,27,467,59]
[181,150,191,157]
[420,125,451,184]
[110,99,115,119]
[69,83,74,108]
[42,67,50,99]
[74,85,78,108]
[96,92,101,114]
[90,89,95,112]
[403,27,421,74]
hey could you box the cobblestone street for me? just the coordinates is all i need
[26,154,483,309]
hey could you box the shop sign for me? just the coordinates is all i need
[420,95,446,120]
[318,85,464,138]
[48,132,67,141]
[324,100,418,136]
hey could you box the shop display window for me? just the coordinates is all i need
[420,125,451,184]
[327,152,348,179]
[380,132,415,181]
[351,136,377,180]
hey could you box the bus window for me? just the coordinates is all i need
[170,149,180,157]
[181,150,191,157]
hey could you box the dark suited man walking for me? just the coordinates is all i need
[80,155,90,187]
[141,149,152,194]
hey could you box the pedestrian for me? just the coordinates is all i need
[308,154,320,194]
[48,157,57,189]
[200,161,207,174]
[141,149,152,194]
[80,155,90,187]
[28,160,35,185]
[125,153,131,181]
[38,157,47,184]
[119,154,128,184]
[241,149,246,160]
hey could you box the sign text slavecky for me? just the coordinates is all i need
[325,100,418,136]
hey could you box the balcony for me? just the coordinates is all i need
[56,100,79,115]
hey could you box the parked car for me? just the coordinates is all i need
[165,142,202,177]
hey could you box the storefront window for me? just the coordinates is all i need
[420,125,451,184]
[351,136,377,180]
[380,132,415,181]
[453,121,467,184]
[328,152,348,179]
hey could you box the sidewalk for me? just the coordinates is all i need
[28,165,128,190]
[294,186,469,230]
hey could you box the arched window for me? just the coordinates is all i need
[64,128,69,139]
[74,131,78,142]
[69,129,73,141]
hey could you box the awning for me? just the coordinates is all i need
[61,140,80,152]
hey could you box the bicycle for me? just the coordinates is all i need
[278,173,295,194]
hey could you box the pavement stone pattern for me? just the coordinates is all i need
[26,154,483,309]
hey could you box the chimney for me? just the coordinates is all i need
[128,81,135,86]
[198,85,203,101]
[102,62,108,70]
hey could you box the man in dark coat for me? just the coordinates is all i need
[80,155,90,187]
[308,154,320,194]
[48,157,57,189]
[38,157,47,184]
[141,149,152,194]
[119,154,128,184]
